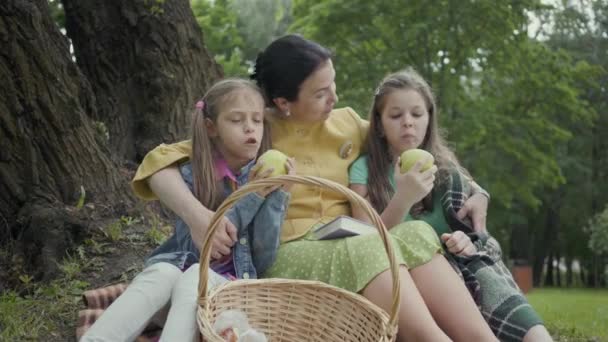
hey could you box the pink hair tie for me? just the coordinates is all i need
[195,100,205,110]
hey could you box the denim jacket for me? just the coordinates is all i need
[146,161,290,279]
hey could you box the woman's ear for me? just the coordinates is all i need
[205,118,218,137]
[272,97,290,115]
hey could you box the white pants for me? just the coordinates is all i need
[81,263,228,342]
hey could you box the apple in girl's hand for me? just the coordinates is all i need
[400,149,434,173]
[256,149,289,176]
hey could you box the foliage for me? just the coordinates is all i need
[48,0,65,29]
[291,0,597,211]
[190,0,291,76]
[587,206,608,256]
[191,0,248,76]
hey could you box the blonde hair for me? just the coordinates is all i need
[366,68,467,213]
[191,78,270,210]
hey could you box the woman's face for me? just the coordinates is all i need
[379,88,430,158]
[288,59,338,123]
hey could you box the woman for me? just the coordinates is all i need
[132,35,496,341]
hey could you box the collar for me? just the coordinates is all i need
[213,157,256,182]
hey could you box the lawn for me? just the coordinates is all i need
[527,288,608,341]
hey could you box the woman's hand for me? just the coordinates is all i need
[456,193,489,233]
[393,156,437,208]
[441,231,477,256]
[208,216,238,260]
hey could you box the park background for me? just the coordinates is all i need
[0,0,606,340]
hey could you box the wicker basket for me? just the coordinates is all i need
[197,175,401,341]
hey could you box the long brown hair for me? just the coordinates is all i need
[366,68,467,214]
[191,78,271,210]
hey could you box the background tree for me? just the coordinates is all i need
[291,0,605,286]
[191,0,292,76]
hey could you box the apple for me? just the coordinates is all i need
[399,149,434,173]
[256,149,289,176]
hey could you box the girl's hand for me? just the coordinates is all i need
[249,161,281,197]
[393,156,437,208]
[441,231,477,256]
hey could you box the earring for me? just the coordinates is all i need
[285,110,291,117]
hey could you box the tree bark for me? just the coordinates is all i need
[61,0,222,161]
[0,0,133,280]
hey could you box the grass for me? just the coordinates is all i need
[0,276,89,340]
[527,288,608,341]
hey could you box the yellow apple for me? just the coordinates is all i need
[256,149,289,177]
[399,149,434,173]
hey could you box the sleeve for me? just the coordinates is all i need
[345,107,370,147]
[250,189,290,274]
[470,180,491,200]
[225,192,266,233]
[130,140,193,200]
[349,156,370,185]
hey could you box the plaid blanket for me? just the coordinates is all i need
[438,170,543,342]
[76,283,161,341]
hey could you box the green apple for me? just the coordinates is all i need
[256,149,289,177]
[399,149,434,173]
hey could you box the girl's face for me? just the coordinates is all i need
[210,88,265,167]
[379,88,430,158]
[287,59,338,123]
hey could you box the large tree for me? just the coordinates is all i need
[0,0,221,281]
[62,0,222,161]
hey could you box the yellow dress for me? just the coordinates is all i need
[132,107,441,292]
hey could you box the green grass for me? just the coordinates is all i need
[0,278,89,340]
[527,288,608,341]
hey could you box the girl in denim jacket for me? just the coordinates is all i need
[82,78,293,342]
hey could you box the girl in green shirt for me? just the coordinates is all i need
[349,68,551,342]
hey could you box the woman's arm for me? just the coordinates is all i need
[148,166,237,258]
[457,180,490,233]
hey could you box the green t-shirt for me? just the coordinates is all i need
[349,155,451,236]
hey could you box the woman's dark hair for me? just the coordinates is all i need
[251,34,332,106]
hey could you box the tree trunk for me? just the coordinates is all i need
[61,0,222,161]
[555,251,562,287]
[565,255,573,287]
[0,0,133,281]
[545,253,554,287]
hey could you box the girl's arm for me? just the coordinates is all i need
[349,184,415,229]
[250,190,290,274]
[224,193,265,235]
[148,166,237,258]
[350,159,436,229]
[247,157,295,274]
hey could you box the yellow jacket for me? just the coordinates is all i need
[132,107,370,242]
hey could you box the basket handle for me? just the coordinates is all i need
[197,175,400,330]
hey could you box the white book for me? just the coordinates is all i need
[312,215,378,240]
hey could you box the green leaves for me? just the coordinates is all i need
[587,206,608,256]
